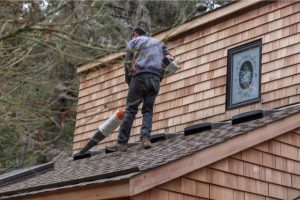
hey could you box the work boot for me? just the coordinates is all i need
[106,142,127,152]
[141,138,152,149]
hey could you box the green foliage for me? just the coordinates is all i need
[144,1,196,30]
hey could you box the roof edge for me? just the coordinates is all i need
[0,179,130,200]
[128,109,300,196]
[77,0,266,74]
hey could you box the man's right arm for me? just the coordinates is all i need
[161,43,174,59]
[160,43,175,78]
[161,44,169,57]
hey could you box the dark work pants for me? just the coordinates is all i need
[118,73,160,144]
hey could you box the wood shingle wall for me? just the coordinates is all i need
[74,1,300,152]
[133,129,300,200]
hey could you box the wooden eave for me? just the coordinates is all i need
[5,109,300,200]
[3,180,130,200]
[76,0,267,74]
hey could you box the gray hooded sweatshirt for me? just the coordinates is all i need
[125,36,169,81]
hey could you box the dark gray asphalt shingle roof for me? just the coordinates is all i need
[1,104,300,199]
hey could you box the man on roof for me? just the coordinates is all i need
[107,27,172,152]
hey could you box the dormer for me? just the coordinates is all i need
[73,0,300,154]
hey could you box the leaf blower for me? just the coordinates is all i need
[73,109,125,160]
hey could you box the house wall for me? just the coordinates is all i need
[133,129,300,200]
[74,1,300,152]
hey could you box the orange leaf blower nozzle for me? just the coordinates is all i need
[73,109,125,160]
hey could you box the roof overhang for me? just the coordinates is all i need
[1,180,130,200]
[4,107,300,200]
[77,0,268,74]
